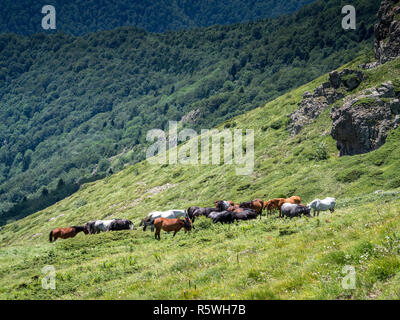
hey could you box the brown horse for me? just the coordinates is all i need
[277,196,302,217]
[49,226,88,242]
[239,199,264,219]
[264,198,285,216]
[153,217,192,240]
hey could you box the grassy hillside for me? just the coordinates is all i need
[0,0,379,216]
[1,55,400,299]
[1,0,315,35]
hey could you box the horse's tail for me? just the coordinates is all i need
[139,219,144,227]
[49,231,53,243]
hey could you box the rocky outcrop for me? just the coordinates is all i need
[180,109,200,123]
[374,0,400,64]
[289,69,364,135]
[330,81,400,156]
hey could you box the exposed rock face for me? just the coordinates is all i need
[180,109,200,123]
[374,0,400,64]
[289,69,364,135]
[330,82,400,156]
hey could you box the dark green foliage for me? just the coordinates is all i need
[0,182,79,226]
[0,0,315,36]
[0,0,380,216]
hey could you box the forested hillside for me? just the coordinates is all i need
[1,0,315,35]
[1,53,400,299]
[0,0,379,219]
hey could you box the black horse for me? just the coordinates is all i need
[281,204,312,219]
[208,211,235,224]
[187,206,222,220]
[108,219,135,231]
[233,209,258,221]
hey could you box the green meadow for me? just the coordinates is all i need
[1,55,400,300]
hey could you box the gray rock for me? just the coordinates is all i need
[330,82,400,156]
[374,0,400,64]
[288,69,363,136]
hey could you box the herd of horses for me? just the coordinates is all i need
[48,196,336,242]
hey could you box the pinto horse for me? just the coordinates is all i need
[49,226,88,242]
[239,199,264,219]
[140,210,189,231]
[86,220,115,234]
[215,200,235,211]
[153,217,192,240]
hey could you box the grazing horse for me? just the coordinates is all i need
[108,219,135,231]
[215,200,235,211]
[91,220,115,233]
[209,211,235,224]
[233,209,258,221]
[84,221,96,234]
[187,206,200,221]
[49,226,88,242]
[140,210,188,231]
[307,197,336,217]
[153,217,192,240]
[239,199,264,219]
[281,203,312,219]
[187,206,223,221]
[277,196,302,217]
[263,198,285,216]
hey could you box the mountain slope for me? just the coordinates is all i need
[1,0,316,35]
[1,55,400,299]
[0,0,379,216]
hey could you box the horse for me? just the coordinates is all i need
[215,200,235,211]
[277,196,302,217]
[187,206,222,220]
[307,197,336,216]
[91,220,116,233]
[281,203,312,219]
[153,217,192,240]
[84,221,96,234]
[239,199,264,219]
[233,209,258,221]
[209,211,235,224]
[140,210,188,231]
[187,206,200,221]
[264,198,285,216]
[108,219,135,231]
[49,226,88,242]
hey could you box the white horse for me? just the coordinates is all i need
[307,197,336,217]
[140,210,188,231]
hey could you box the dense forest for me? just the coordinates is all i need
[1,0,315,35]
[0,0,379,220]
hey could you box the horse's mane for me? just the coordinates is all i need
[72,226,84,231]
